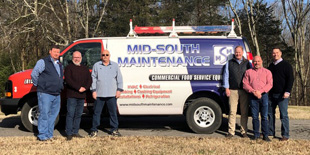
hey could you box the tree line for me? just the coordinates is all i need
[0,0,309,106]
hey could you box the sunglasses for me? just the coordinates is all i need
[101,54,109,57]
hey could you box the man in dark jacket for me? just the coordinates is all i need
[268,48,294,141]
[223,46,252,138]
[31,45,63,141]
[64,51,92,140]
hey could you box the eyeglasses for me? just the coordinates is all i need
[101,54,109,57]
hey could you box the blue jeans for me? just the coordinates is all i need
[37,92,60,140]
[65,98,84,136]
[91,97,118,132]
[268,93,289,138]
[250,93,269,138]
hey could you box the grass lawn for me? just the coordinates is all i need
[0,136,309,155]
[0,106,309,154]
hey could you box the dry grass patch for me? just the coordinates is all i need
[222,106,310,120]
[285,106,310,119]
[0,136,309,155]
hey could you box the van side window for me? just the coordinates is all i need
[63,43,101,69]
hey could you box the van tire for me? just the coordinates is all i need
[186,98,222,134]
[21,97,59,132]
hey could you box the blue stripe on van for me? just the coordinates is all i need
[179,38,243,96]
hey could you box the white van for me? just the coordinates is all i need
[1,19,253,133]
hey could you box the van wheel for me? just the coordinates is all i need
[21,97,59,132]
[186,98,222,134]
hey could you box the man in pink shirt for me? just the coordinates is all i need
[242,56,273,142]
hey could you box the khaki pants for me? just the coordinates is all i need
[228,89,249,135]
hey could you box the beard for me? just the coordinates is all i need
[73,60,81,66]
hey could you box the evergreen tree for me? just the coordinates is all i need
[192,0,228,25]
[99,0,153,37]
[155,0,228,26]
[0,53,15,97]
[98,0,229,37]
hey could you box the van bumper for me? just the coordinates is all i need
[0,98,20,115]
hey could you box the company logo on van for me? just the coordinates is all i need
[213,45,234,65]
[127,44,200,54]
[118,44,210,67]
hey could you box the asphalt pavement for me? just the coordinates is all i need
[0,115,309,139]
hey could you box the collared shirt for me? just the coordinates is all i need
[223,56,252,88]
[242,67,273,94]
[91,61,123,97]
[31,56,61,86]
[273,58,283,65]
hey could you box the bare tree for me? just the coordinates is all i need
[242,0,261,56]
[43,0,71,46]
[78,0,90,38]
[75,0,109,38]
[0,0,47,70]
[0,23,17,72]
[281,0,310,105]
[0,0,113,76]
[93,0,109,37]
[228,0,243,35]
[228,0,261,56]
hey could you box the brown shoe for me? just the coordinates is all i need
[225,133,233,138]
[72,133,84,138]
[67,135,73,141]
[263,136,271,142]
[280,137,289,141]
[241,133,248,138]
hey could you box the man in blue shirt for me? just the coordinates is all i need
[223,46,252,138]
[89,49,123,137]
[31,45,63,141]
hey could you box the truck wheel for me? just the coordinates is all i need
[186,98,222,134]
[21,97,59,132]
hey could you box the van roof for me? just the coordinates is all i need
[74,36,244,42]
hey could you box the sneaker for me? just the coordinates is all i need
[110,130,122,137]
[67,135,73,141]
[252,137,259,141]
[225,133,233,139]
[241,133,248,138]
[89,131,98,138]
[280,137,289,141]
[72,133,84,138]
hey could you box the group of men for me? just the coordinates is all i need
[223,46,294,142]
[31,44,294,142]
[31,45,123,141]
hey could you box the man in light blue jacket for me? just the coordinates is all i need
[89,49,123,137]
